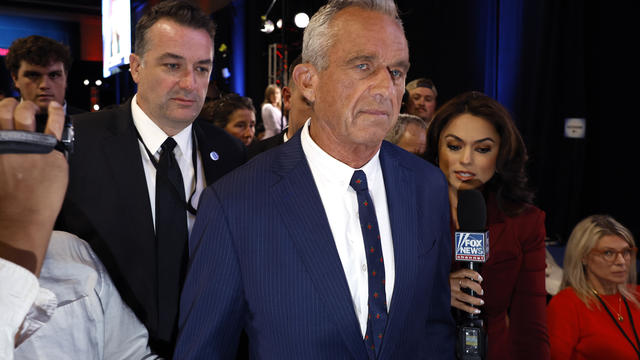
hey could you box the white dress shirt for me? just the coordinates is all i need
[131,94,205,234]
[1,231,153,360]
[300,120,395,338]
[0,258,38,360]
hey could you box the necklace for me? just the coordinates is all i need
[593,289,624,321]
[592,290,640,359]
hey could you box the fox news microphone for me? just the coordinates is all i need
[455,189,489,360]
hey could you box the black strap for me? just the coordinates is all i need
[624,297,640,357]
[595,294,640,359]
[0,130,61,154]
[134,127,198,215]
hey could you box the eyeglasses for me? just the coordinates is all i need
[590,247,638,263]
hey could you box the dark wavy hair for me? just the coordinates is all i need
[202,93,255,128]
[134,0,216,56]
[6,35,72,77]
[424,91,533,215]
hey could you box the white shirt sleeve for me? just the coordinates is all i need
[0,258,39,360]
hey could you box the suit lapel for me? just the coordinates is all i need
[193,122,226,186]
[100,101,158,305]
[101,101,154,239]
[377,143,418,359]
[270,135,369,360]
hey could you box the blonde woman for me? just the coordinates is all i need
[547,215,640,359]
[261,84,287,139]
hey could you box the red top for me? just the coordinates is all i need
[452,194,550,360]
[548,286,640,359]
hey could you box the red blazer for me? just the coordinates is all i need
[453,194,550,360]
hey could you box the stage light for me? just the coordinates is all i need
[260,0,277,34]
[93,104,100,111]
[222,67,231,79]
[294,13,309,28]
[261,17,275,33]
[83,79,90,86]
[276,19,282,29]
[95,79,103,86]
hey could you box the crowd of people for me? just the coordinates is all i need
[0,0,637,359]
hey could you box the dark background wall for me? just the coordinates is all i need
[235,0,636,244]
[0,0,635,243]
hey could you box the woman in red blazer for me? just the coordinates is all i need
[425,91,550,359]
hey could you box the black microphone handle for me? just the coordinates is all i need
[464,261,482,319]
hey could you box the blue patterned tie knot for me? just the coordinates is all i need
[350,170,368,191]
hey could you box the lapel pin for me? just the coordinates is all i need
[209,151,219,161]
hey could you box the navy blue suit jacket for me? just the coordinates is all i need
[175,133,455,359]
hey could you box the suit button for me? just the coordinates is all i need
[362,264,367,272]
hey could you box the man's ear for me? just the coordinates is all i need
[292,63,318,104]
[129,53,142,84]
[282,86,292,108]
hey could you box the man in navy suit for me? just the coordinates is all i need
[175,0,455,359]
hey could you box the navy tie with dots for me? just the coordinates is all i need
[350,170,388,358]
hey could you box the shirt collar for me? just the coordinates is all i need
[300,119,382,190]
[131,94,192,157]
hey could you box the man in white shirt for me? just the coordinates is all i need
[175,1,455,358]
[0,99,153,359]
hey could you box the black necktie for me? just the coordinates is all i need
[155,137,189,343]
[350,170,388,359]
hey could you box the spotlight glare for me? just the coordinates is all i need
[294,13,309,28]
[276,19,282,29]
[93,104,100,111]
[261,19,275,33]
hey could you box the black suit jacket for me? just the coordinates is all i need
[247,130,286,159]
[65,104,86,115]
[56,98,246,357]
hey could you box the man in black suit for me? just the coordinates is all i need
[56,1,245,357]
[5,35,85,115]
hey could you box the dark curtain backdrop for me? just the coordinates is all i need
[235,0,635,243]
